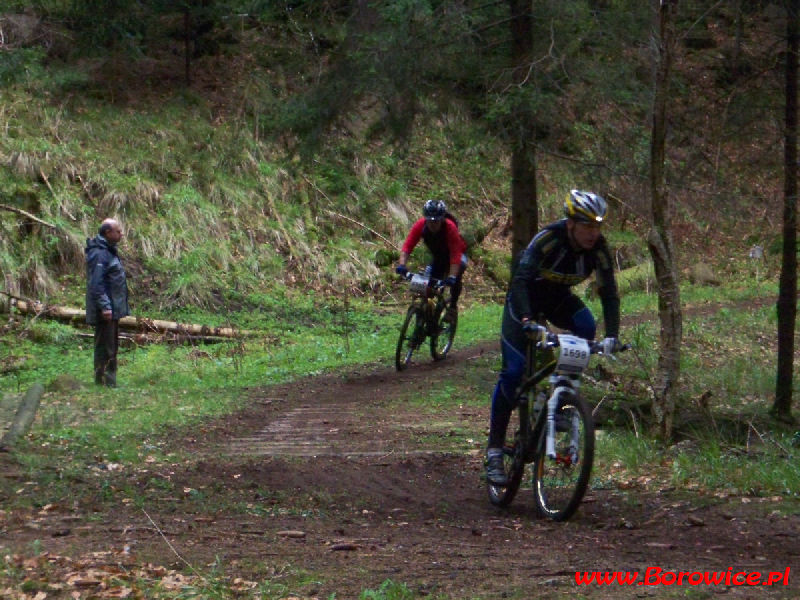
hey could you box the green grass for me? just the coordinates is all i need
[670,435,800,498]
[594,426,800,499]
[360,579,418,600]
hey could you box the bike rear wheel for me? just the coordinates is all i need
[395,306,424,371]
[487,435,525,507]
[533,392,594,521]
[430,301,456,361]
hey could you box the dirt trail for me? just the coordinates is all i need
[3,333,799,599]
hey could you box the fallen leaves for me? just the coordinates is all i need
[2,550,258,599]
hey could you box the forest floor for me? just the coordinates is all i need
[1,307,799,599]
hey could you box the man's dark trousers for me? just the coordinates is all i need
[94,320,119,387]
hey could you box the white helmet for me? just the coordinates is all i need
[564,189,607,224]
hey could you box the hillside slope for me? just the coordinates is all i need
[0,2,787,321]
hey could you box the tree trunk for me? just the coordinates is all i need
[184,7,192,86]
[773,0,799,422]
[508,0,537,270]
[647,0,682,440]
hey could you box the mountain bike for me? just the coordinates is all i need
[395,272,457,371]
[487,328,628,521]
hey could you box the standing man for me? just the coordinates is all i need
[395,199,468,320]
[486,190,622,485]
[85,218,129,387]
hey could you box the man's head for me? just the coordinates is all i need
[564,190,606,250]
[423,199,447,232]
[99,218,123,246]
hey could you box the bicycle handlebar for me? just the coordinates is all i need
[401,271,446,289]
[589,341,632,356]
[536,331,630,356]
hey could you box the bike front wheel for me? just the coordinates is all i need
[395,306,423,371]
[533,392,594,521]
[430,302,457,361]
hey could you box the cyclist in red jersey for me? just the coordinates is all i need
[395,199,468,318]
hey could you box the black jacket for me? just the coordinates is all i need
[509,219,620,337]
[85,235,130,324]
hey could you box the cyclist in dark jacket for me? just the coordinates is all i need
[395,199,468,319]
[486,190,622,485]
[85,218,129,387]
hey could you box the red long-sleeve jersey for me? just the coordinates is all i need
[401,218,466,266]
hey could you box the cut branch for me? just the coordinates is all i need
[1,383,44,450]
[0,203,57,229]
[324,209,399,251]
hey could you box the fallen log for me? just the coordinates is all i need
[76,331,232,346]
[1,291,256,338]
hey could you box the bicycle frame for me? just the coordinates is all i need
[394,272,456,371]
[516,339,559,463]
[488,329,624,520]
[408,275,444,332]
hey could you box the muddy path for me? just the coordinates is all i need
[2,300,799,599]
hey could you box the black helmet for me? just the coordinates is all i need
[564,189,607,224]
[423,199,447,221]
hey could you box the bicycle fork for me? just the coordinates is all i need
[545,376,581,462]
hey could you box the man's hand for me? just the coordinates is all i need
[102,309,113,321]
[444,276,457,287]
[395,264,408,276]
[600,337,621,355]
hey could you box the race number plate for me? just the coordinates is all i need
[409,274,430,295]
[555,335,591,373]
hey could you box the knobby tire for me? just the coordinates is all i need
[533,393,594,521]
[395,306,422,371]
[430,301,456,361]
